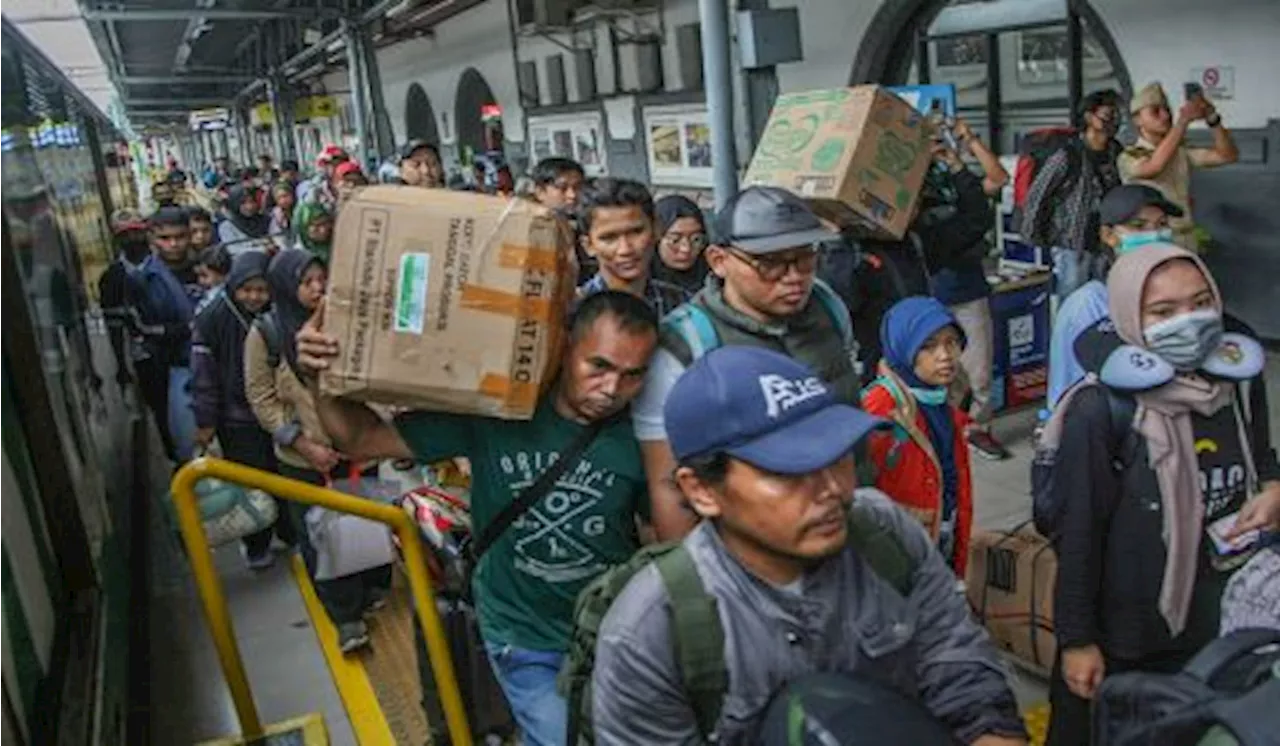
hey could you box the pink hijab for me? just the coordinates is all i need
[1106,244,1255,636]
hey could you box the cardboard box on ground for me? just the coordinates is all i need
[321,186,577,420]
[744,85,933,240]
[966,525,1058,677]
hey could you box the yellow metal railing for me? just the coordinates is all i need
[171,457,473,745]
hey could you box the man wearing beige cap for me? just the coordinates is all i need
[1119,82,1238,251]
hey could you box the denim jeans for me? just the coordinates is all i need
[483,642,567,746]
[1051,246,1109,301]
[167,366,197,462]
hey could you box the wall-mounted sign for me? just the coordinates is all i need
[643,104,712,188]
[189,107,230,131]
[1191,66,1235,100]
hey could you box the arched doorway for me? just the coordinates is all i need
[453,68,497,164]
[404,83,440,145]
[850,0,1130,155]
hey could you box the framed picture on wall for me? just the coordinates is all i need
[526,112,607,176]
[643,104,713,188]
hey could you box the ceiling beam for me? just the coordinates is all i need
[61,7,344,22]
[121,75,256,84]
[126,97,231,107]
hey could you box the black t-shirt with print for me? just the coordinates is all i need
[1182,399,1252,646]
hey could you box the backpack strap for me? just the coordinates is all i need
[810,278,854,349]
[660,303,721,365]
[847,503,916,597]
[654,546,726,740]
[254,312,284,370]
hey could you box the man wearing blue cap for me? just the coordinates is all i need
[590,346,1027,746]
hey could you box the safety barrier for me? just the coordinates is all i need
[170,457,473,745]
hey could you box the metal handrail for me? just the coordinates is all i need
[170,457,473,745]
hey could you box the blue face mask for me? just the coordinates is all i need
[1116,228,1174,255]
[910,386,949,406]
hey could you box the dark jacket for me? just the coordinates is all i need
[1020,137,1122,253]
[190,252,270,429]
[1053,318,1278,661]
[825,168,994,370]
[129,253,200,367]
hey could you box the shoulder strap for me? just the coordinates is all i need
[847,504,917,596]
[661,303,721,364]
[1104,388,1140,468]
[810,278,854,348]
[654,546,726,741]
[255,313,285,369]
[471,416,610,561]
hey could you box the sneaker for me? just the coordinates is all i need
[967,429,1012,461]
[338,621,370,653]
[245,547,275,571]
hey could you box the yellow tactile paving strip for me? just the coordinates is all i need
[359,569,434,745]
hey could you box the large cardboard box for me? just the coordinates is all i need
[743,86,932,240]
[965,525,1057,676]
[321,186,576,420]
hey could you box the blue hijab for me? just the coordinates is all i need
[880,296,965,541]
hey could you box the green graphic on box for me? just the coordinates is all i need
[395,252,429,334]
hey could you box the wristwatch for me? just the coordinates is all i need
[1206,113,1223,128]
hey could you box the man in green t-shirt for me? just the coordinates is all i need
[296,290,658,746]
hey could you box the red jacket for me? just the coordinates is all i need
[860,365,974,576]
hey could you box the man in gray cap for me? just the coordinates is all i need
[1119,82,1237,250]
[631,185,858,540]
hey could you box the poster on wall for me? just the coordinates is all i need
[527,112,607,176]
[643,104,713,188]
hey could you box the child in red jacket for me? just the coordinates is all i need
[861,296,974,576]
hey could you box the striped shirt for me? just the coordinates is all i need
[579,273,692,319]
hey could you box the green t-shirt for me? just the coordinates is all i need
[395,400,649,652]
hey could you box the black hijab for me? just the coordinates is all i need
[226,183,270,239]
[651,195,709,294]
[193,251,270,404]
[263,248,323,372]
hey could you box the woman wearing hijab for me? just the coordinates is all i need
[651,195,709,296]
[217,183,272,255]
[293,201,334,263]
[860,296,974,576]
[190,251,296,569]
[243,249,391,652]
[1045,243,1278,745]
[268,181,297,252]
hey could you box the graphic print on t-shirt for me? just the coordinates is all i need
[499,449,621,584]
[1193,404,1250,524]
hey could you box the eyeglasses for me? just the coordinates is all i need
[662,232,709,252]
[729,247,819,281]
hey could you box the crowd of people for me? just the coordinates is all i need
[99,79,1279,746]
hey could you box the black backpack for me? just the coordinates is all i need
[1092,628,1280,746]
[758,671,959,745]
[1030,377,1139,538]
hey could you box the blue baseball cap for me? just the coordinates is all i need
[665,347,887,474]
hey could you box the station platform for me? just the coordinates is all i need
[146,352,1280,745]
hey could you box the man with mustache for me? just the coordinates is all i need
[590,347,1026,745]
[296,290,658,746]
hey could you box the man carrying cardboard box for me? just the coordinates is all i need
[296,290,659,746]
[631,185,859,541]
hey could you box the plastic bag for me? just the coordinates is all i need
[308,466,395,581]
[195,477,279,547]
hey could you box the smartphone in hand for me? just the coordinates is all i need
[1184,81,1205,101]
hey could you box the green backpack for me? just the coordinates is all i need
[558,504,919,745]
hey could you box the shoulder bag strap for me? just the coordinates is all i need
[654,545,726,740]
[470,416,610,561]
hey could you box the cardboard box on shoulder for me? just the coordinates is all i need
[321,186,576,420]
[743,85,932,240]
[965,525,1058,677]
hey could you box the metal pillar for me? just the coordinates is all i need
[269,75,300,163]
[739,0,779,153]
[360,25,395,159]
[698,0,738,209]
[344,19,371,169]
[1066,3,1084,129]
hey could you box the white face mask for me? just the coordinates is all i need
[1143,308,1224,371]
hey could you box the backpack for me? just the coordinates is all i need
[757,671,955,746]
[662,278,854,362]
[1030,376,1139,538]
[254,311,286,370]
[1091,628,1280,746]
[1032,377,1256,539]
[1012,127,1081,236]
[559,503,919,745]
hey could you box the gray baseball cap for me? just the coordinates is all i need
[713,186,836,254]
